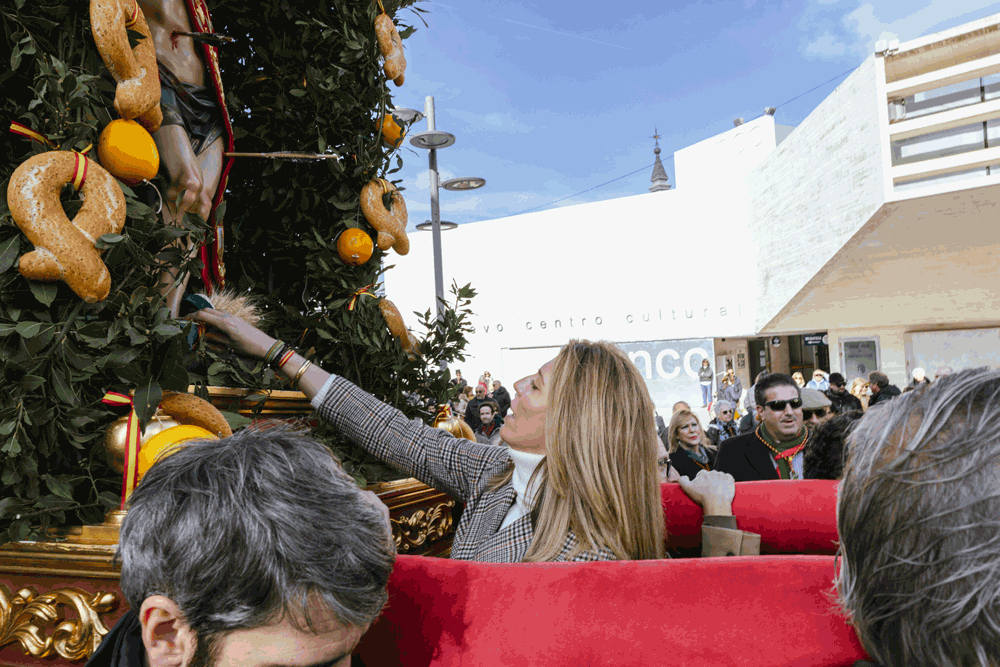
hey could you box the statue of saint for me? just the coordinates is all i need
[139,0,234,317]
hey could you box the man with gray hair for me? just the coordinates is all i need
[86,426,395,667]
[837,368,1000,667]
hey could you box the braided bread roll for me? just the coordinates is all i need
[7,151,126,303]
[160,391,233,438]
[360,178,409,256]
[375,13,406,86]
[90,0,163,131]
[379,298,420,357]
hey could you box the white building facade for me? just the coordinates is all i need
[385,15,1000,414]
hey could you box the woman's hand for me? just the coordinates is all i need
[188,308,276,359]
[678,470,736,516]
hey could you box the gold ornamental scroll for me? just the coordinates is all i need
[391,500,456,553]
[0,585,117,660]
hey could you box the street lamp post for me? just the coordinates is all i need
[408,95,485,328]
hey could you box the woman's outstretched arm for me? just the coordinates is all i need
[190,308,331,398]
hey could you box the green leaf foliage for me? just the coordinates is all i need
[1,0,476,543]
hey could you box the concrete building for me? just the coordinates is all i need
[385,14,1000,415]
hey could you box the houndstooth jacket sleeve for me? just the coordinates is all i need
[313,374,511,503]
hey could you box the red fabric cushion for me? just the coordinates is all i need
[663,480,840,554]
[357,554,868,666]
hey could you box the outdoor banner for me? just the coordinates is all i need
[498,337,715,416]
[616,338,715,413]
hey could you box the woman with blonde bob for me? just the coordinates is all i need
[667,409,719,479]
[192,309,744,562]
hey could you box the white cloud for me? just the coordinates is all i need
[803,0,1000,58]
[805,32,849,56]
[404,168,456,193]
[450,109,533,133]
[844,0,1000,54]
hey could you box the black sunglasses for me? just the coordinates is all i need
[803,408,827,420]
[764,398,803,411]
[720,410,733,415]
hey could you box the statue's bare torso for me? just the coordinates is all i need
[138,0,204,86]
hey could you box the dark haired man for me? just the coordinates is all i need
[824,372,862,414]
[86,427,395,667]
[837,368,1000,666]
[715,373,807,481]
[475,400,504,446]
[866,370,901,408]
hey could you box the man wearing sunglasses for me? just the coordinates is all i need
[824,372,862,414]
[715,373,808,481]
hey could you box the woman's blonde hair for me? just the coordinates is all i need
[667,409,715,454]
[514,340,664,562]
[792,371,805,386]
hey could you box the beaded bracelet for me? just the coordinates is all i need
[292,360,313,387]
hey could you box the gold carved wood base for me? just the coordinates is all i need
[0,585,117,662]
[0,478,458,665]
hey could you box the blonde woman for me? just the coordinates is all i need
[455,385,474,416]
[850,377,870,411]
[792,371,806,388]
[193,309,750,561]
[667,409,719,479]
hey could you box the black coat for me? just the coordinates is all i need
[464,396,487,431]
[868,384,901,408]
[824,389,863,414]
[669,445,719,479]
[715,431,780,482]
[491,385,512,418]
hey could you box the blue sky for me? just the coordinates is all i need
[389,0,1000,227]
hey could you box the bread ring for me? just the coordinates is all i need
[7,151,126,303]
[375,12,406,86]
[159,391,233,438]
[360,178,409,256]
[379,298,420,357]
[90,0,163,131]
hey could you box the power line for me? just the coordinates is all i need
[511,161,660,216]
[509,63,858,217]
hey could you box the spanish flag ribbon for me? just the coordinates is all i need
[9,122,94,191]
[125,0,140,28]
[347,284,377,311]
[71,152,90,191]
[102,391,141,508]
[9,121,56,147]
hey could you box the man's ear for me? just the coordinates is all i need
[139,596,196,667]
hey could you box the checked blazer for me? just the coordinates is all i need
[315,374,616,563]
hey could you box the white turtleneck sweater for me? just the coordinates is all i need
[498,446,545,531]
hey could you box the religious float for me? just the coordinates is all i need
[0,0,480,661]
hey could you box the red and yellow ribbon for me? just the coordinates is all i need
[347,284,377,311]
[10,122,93,190]
[71,152,89,190]
[102,391,141,508]
[125,0,140,28]
[9,121,56,148]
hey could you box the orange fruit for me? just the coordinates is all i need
[337,228,374,266]
[136,425,217,482]
[97,119,160,185]
[379,114,405,148]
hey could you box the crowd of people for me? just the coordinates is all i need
[95,307,996,667]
